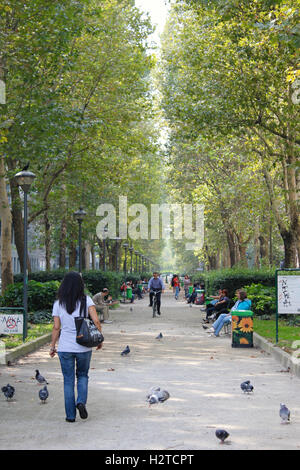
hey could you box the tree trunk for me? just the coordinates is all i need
[0,156,13,292]
[91,244,95,270]
[226,229,236,267]
[282,230,297,268]
[69,241,77,269]
[59,217,67,268]
[84,242,91,271]
[8,162,31,273]
[44,207,51,271]
[259,234,269,261]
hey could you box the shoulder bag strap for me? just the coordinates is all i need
[79,295,87,318]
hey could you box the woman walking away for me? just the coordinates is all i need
[50,271,103,422]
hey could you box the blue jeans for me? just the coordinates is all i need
[175,286,179,298]
[58,351,92,420]
[212,313,231,336]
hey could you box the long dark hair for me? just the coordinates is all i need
[57,271,85,314]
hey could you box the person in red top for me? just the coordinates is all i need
[173,275,180,300]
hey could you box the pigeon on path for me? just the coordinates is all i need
[240,380,254,393]
[121,345,130,356]
[156,332,163,339]
[39,386,49,404]
[215,429,230,444]
[1,384,15,401]
[147,387,170,405]
[279,403,290,424]
[35,370,49,385]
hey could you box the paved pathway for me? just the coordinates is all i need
[1,290,300,450]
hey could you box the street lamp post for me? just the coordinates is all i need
[129,246,133,273]
[123,243,129,274]
[74,207,87,274]
[115,237,121,272]
[14,170,36,340]
[102,226,108,271]
[141,255,144,273]
[135,251,139,273]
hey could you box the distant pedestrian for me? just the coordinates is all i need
[50,271,103,422]
[173,275,180,300]
[183,275,191,299]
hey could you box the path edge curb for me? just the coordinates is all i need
[254,332,300,378]
[1,333,52,365]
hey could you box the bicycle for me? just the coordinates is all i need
[151,290,162,317]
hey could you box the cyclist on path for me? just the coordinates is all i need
[148,272,165,316]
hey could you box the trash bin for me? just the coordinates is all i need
[126,287,132,300]
[231,310,254,348]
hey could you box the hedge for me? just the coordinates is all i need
[192,268,276,299]
[13,270,153,299]
[0,280,60,311]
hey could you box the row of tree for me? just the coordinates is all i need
[0,0,165,293]
[159,0,299,271]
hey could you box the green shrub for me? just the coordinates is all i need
[0,280,60,311]
[28,310,53,324]
[197,267,275,299]
[243,283,276,317]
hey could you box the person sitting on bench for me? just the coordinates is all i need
[93,288,114,324]
[204,289,230,322]
[203,289,252,337]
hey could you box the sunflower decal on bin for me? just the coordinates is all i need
[231,311,254,348]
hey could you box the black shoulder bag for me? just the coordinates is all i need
[75,296,104,348]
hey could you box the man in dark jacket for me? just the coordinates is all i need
[148,272,165,315]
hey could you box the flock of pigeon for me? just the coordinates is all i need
[120,333,292,445]
[215,380,291,444]
[1,369,49,405]
[1,330,292,446]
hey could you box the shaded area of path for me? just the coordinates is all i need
[1,290,300,450]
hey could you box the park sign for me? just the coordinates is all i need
[0,308,26,341]
[277,274,300,314]
[276,269,300,343]
[0,313,24,334]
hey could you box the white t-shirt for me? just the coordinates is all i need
[52,296,95,353]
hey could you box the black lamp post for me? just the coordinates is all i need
[74,207,86,273]
[123,243,129,274]
[135,251,139,273]
[14,170,36,340]
[129,246,133,273]
[102,226,108,271]
[141,255,145,273]
[115,237,121,272]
